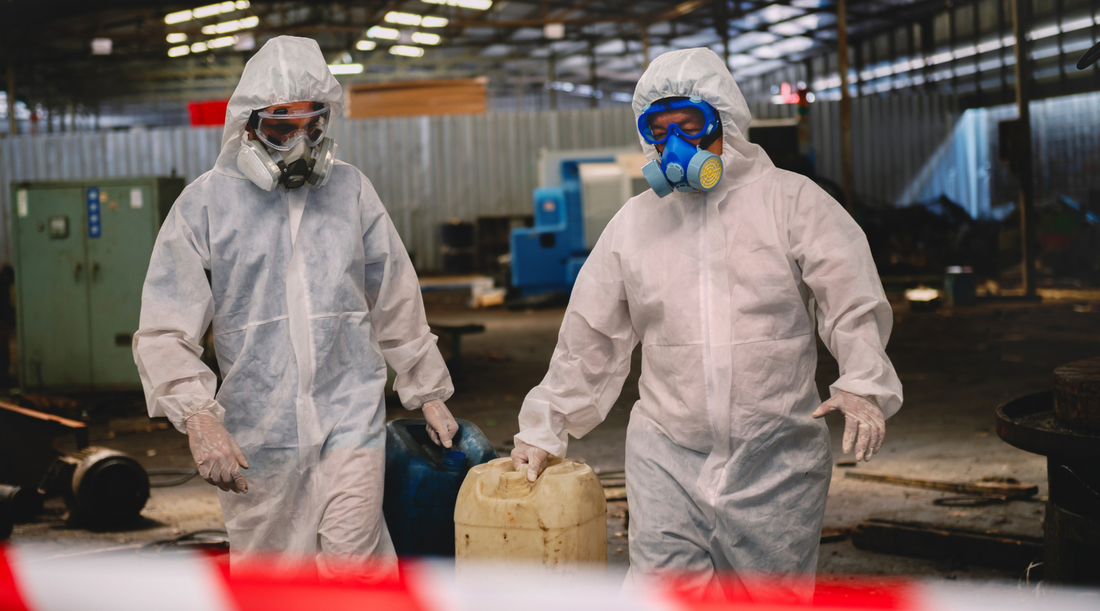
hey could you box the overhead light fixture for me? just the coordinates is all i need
[328,63,364,75]
[193,2,236,19]
[208,36,238,48]
[166,1,249,24]
[168,45,191,57]
[411,32,441,45]
[203,16,259,35]
[367,26,401,40]
[390,45,425,57]
[422,16,449,28]
[544,23,564,39]
[91,38,113,55]
[165,10,192,24]
[421,0,492,10]
[191,41,209,53]
[166,33,188,43]
[356,40,377,51]
[385,11,423,26]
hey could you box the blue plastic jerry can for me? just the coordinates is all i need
[383,418,498,557]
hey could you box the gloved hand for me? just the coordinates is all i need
[423,399,458,448]
[184,412,249,493]
[511,441,550,483]
[812,390,885,462]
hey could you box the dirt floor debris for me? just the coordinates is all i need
[844,471,1038,500]
[851,518,1043,571]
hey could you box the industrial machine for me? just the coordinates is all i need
[509,119,814,297]
[0,401,149,530]
[510,148,648,295]
[11,177,184,390]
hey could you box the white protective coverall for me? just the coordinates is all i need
[514,48,902,598]
[133,36,453,566]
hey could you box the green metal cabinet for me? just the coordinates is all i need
[11,178,183,390]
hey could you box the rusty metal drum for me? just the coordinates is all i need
[1054,357,1100,432]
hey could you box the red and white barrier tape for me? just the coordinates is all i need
[0,544,1094,611]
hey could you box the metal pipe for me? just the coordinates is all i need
[837,0,855,212]
[1012,0,1037,297]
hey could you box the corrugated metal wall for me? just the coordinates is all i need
[751,95,971,211]
[980,90,1100,212]
[892,105,992,219]
[843,90,1100,219]
[0,107,639,270]
[3,93,1093,270]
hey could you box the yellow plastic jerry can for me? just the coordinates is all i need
[454,457,607,572]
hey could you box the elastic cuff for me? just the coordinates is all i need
[176,399,225,431]
[414,389,452,410]
[829,382,883,407]
[514,429,565,459]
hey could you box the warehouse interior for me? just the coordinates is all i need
[1,0,1100,606]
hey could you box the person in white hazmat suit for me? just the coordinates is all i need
[511,48,903,599]
[133,36,458,569]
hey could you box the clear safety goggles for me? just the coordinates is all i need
[637,96,721,145]
[253,104,331,151]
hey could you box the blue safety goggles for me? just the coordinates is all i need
[637,96,722,145]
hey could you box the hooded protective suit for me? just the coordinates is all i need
[133,36,453,566]
[514,48,902,598]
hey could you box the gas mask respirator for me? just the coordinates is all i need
[236,103,336,191]
[637,96,724,198]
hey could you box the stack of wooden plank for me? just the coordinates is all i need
[346,78,487,118]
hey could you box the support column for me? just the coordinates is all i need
[949,4,958,95]
[548,52,558,110]
[717,0,730,70]
[998,0,1008,101]
[589,39,598,109]
[854,40,865,97]
[837,0,855,212]
[6,59,14,135]
[920,17,935,92]
[641,23,651,71]
[1012,0,1037,296]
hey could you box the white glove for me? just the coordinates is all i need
[812,390,886,462]
[510,441,550,483]
[423,399,458,448]
[184,412,249,493]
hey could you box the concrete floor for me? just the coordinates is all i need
[9,297,1100,585]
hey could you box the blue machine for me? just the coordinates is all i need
[510,155,615,295]
[383,418,497,557]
